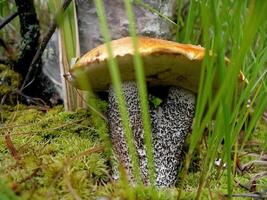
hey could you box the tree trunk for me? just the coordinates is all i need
[14,0,40,79]
[12,0,61,104]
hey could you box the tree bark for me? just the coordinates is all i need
[14,0,40,79]
[11,0,63,104]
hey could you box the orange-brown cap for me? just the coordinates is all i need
[69,36,246,93]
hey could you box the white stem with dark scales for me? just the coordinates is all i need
[151,86,195,186]
[108,81,195,187]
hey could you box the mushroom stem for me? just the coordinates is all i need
[108,81,195,187]
[108,81,149,184]
[152,87,195,187]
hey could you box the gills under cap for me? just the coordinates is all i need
[69,36,246,93]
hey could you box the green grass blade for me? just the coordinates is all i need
[133,0,177,27]
[123,0,156,185]
[182,0,198,43]
[178,1,267,199]
[94,0,142,185]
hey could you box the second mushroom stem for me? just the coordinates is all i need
[108,81,195,187]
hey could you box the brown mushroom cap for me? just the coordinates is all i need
[69,36,246,93]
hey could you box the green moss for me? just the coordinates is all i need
[0,105,109,200]
[1,104,266,199]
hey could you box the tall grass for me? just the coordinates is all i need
[123,0,156,185]
[77,0,266,199]
[94,0,143,189]
[177,1,267,199]
[47,0,84,111]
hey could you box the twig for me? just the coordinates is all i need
[4,133,21,161]
[14,89,47,106]
[234,179,251,191]
[225,191,267,199]
[7,118,84,136]
[17,167,41,184]
[20,0,73,91]
[65,175,82,200]
[45,145,104,198]
[0,11,19,30]
[133,0,177,26]
[0,38,9,51]
[70,145,105,163]
[75,88,108,122]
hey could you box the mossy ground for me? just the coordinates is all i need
[0,104,266,200]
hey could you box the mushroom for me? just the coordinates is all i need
[68,37,246,187]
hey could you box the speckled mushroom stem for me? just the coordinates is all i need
[108,81,195,187]
[108,81,149,184]
[151,87,195,186]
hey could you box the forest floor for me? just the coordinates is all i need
[0,104,266,200]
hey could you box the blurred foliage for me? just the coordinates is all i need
[0,179,18,200]
[0,64,21,103]
[0,0,53,60]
